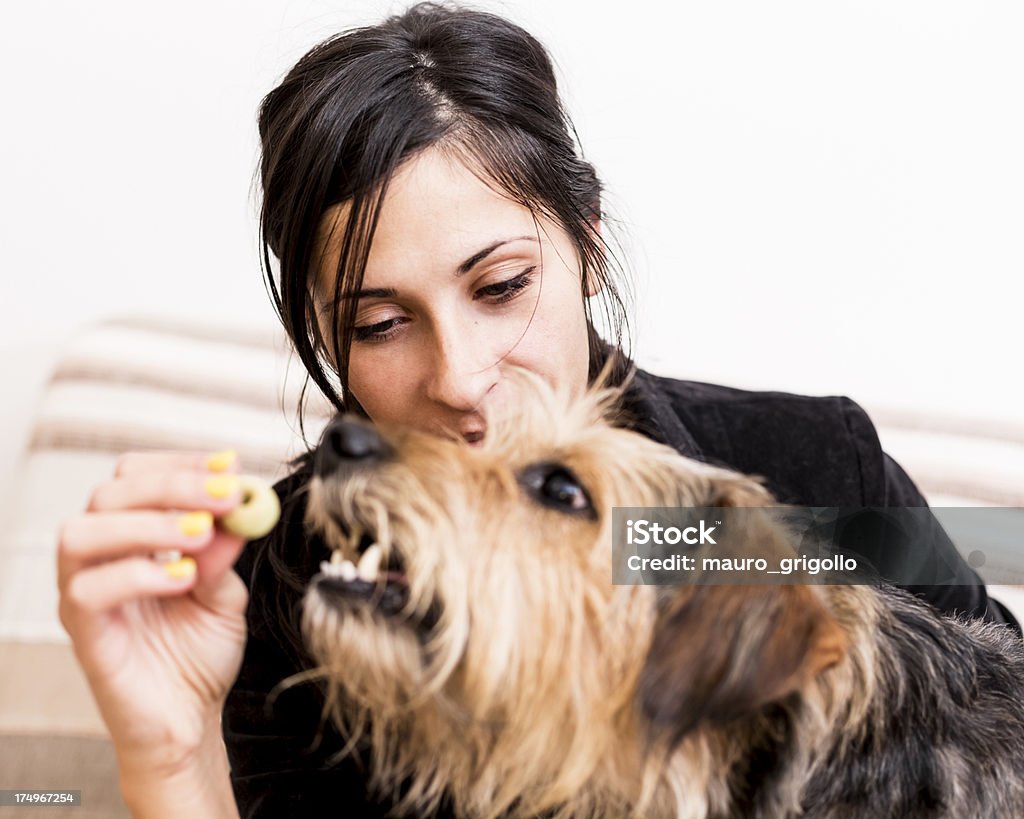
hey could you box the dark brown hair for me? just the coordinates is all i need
[256,0,633,457]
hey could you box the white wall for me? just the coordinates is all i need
[2,0,1022,430]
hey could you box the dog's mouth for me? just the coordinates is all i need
[312,522,439,631]
[317,527,408,609]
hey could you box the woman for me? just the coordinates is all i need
[57,3,1019,817]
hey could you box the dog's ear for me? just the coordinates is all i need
[636,468,845,747]
[638,583,846,749]
[703,470,776,508]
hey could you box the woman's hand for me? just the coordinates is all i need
[57,449,254,779]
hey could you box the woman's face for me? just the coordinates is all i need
[313,147,593,444]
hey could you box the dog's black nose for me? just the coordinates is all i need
[315,418,386,478]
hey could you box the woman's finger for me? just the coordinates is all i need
[60,555,200,644]
[112,449,239,479]
[189,531,251,615]
[57,509,219,591]
[85,468,245,514]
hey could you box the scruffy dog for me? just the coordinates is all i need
[298,370,1024,819]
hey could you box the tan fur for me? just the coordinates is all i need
[293,369,885,819]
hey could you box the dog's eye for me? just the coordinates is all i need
[543,470,589,510]
[519,463,596,519]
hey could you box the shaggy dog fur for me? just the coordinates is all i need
[293,370,1024,819]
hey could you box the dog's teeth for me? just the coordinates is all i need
[318,556,358,582]
[357,544,382,582]
[330,549,344,565]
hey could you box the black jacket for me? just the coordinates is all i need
[223,368,1020,817]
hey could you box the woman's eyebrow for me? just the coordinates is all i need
[317,287,396,314]
[454,235,538,276]
[319,236,540,309]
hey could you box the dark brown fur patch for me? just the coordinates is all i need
[640,583,846,747]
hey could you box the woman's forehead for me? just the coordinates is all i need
[312,155,561,291]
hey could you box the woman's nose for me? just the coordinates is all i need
[424,328,498,412]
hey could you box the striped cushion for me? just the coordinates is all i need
[1,315,334,642]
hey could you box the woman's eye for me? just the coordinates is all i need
[353,317,405,343]
[474,266,537,303]
[351,266,537,344]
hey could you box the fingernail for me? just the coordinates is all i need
[163,556,197,580]
[177,511,213,537]
[204,475,240,499]
[206,449,237,473]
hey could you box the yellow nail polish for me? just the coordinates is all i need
[163,556,197,580]
[206,449,237,473]
[204,475,240,499]
[177,511,213,537]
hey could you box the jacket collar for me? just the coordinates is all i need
[613,364,707,463]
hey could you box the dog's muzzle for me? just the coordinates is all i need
[315,417,390,479]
